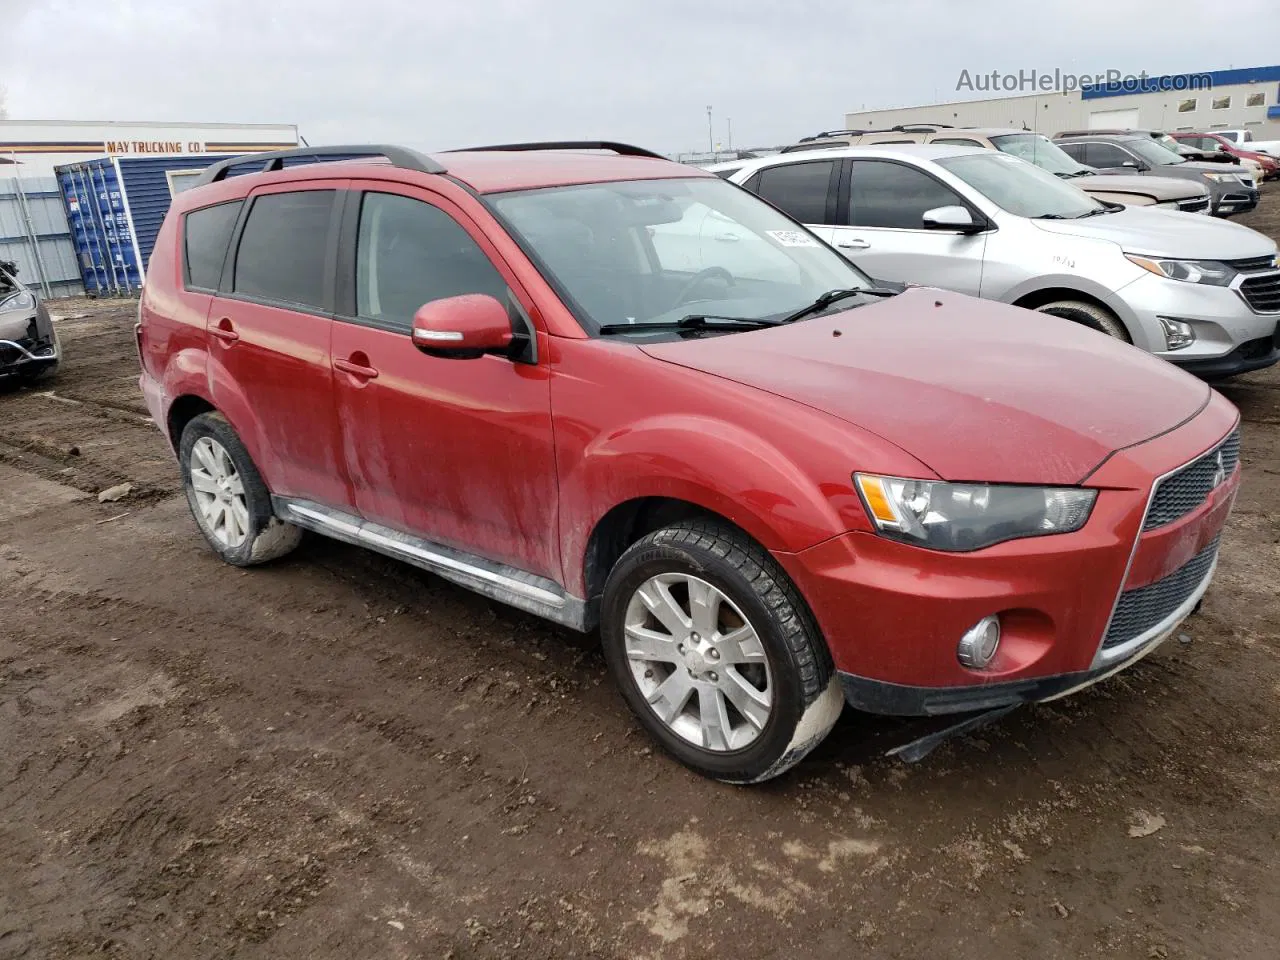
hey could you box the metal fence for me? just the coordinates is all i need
[0,175,85,299]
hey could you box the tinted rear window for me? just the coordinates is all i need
[184,201,242,291]
[233,191,335,310]
[753,160,836,224]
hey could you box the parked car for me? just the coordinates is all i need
[1054,128,1235,165]
[142,143,1243,782]
[1170,132,1280,181]
[1211,128,1280,157]
[1053,134,1259,216]
[712,145,1280,377]
[0,260,60,384]
[785,126,1211,213]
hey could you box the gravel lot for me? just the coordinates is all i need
[2,184,1278,959]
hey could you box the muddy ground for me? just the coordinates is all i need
[1,185,1279,959]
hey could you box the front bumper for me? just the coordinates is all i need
[774,397,1240,716]
[0,310,59,378]
[1211,182,1260,215]
[1110,271,1280,376]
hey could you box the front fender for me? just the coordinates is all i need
[558,413,855,597]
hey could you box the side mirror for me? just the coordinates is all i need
[411,294,513,360]
[922,205,981,233]
[1121,160,1138,169]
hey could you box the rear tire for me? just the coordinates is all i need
[179,412,302,567]
[1033,300,1131,341]
[600,519,843,783]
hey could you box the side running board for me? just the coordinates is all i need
[274,498,591,631]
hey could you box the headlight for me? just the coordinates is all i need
[1124,255,1236,286]
[854,474,1097,551]
[1205,172,1241,183]
[0,290,36,313]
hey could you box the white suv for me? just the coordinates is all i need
[710,146,1280,378]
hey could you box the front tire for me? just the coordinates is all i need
[1033,299,1130,341]
[179,412,302,566]
[600,519,843,783]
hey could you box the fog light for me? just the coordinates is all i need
[1157,316,1196,351]
[957,615,1001,669]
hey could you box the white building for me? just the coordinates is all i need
[0,120,299,177]
[842,65,1280,140]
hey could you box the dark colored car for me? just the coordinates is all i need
[138,143,1239,782]
[0,260,60,384]
[1054,135,1260,216]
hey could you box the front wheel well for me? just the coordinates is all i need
[166,394,216,450]
[1014,286,1110,314]
[583,497,754,601]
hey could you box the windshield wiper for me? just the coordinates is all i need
[1032,213,1070,220]
[1074,201,1125,218]
[598,315,781,336]
[780,287,896,325]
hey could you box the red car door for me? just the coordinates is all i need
[330,184,559,580]
[208,181,353,509]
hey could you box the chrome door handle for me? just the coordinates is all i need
[837,238,870,250]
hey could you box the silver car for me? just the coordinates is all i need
[712,146,1280,377]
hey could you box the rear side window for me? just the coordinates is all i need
[847,160,964,229]
[233,190,336,310]
[355,192,508,332]
[752,160,836,224]
[184,201,242,291]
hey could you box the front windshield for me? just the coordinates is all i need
[936,152,1104,219]
[488,177,874,336]
[990,134,1089,175]
[1128,138,1185,166]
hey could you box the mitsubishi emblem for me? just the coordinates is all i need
[1211,449,1226,488]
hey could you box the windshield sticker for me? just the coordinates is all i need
[767,230,819,247]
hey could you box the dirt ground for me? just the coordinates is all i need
[2,185,1279,959]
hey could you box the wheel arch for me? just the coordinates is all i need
[583,496,758,603]
[1011,285,1135,340]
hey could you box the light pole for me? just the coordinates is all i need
[706,105,714,154]
[726,117,733,151]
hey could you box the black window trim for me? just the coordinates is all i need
[837,156,993,233]
[218,186,343,319]
[336,186,539,362]
[182,199,244,294]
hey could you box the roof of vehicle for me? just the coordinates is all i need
[186,142,709,198]
[710,143,990,174]
[1052,133,1146,144]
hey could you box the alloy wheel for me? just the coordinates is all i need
[623,573,773,751]
[189,436,250,548]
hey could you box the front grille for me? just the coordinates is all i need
[1240,272,1280,313]
[1176,197,1210,213]
[1103,535,1221,649]
[1225,255,1277,273]
[1144,429,1239,531]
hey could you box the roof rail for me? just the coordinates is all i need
[447,140,667,160]
[798,129,868,142]
[892,123,953,131]
[192,145,446,187]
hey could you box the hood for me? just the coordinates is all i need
[1030,204,1276,259]
[1160,160,1240,175]
[639,288,1209,486]
[1076,173,1202,201]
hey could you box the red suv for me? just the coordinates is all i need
[138,143,1240,782]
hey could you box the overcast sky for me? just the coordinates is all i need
[3,0,1278,153]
